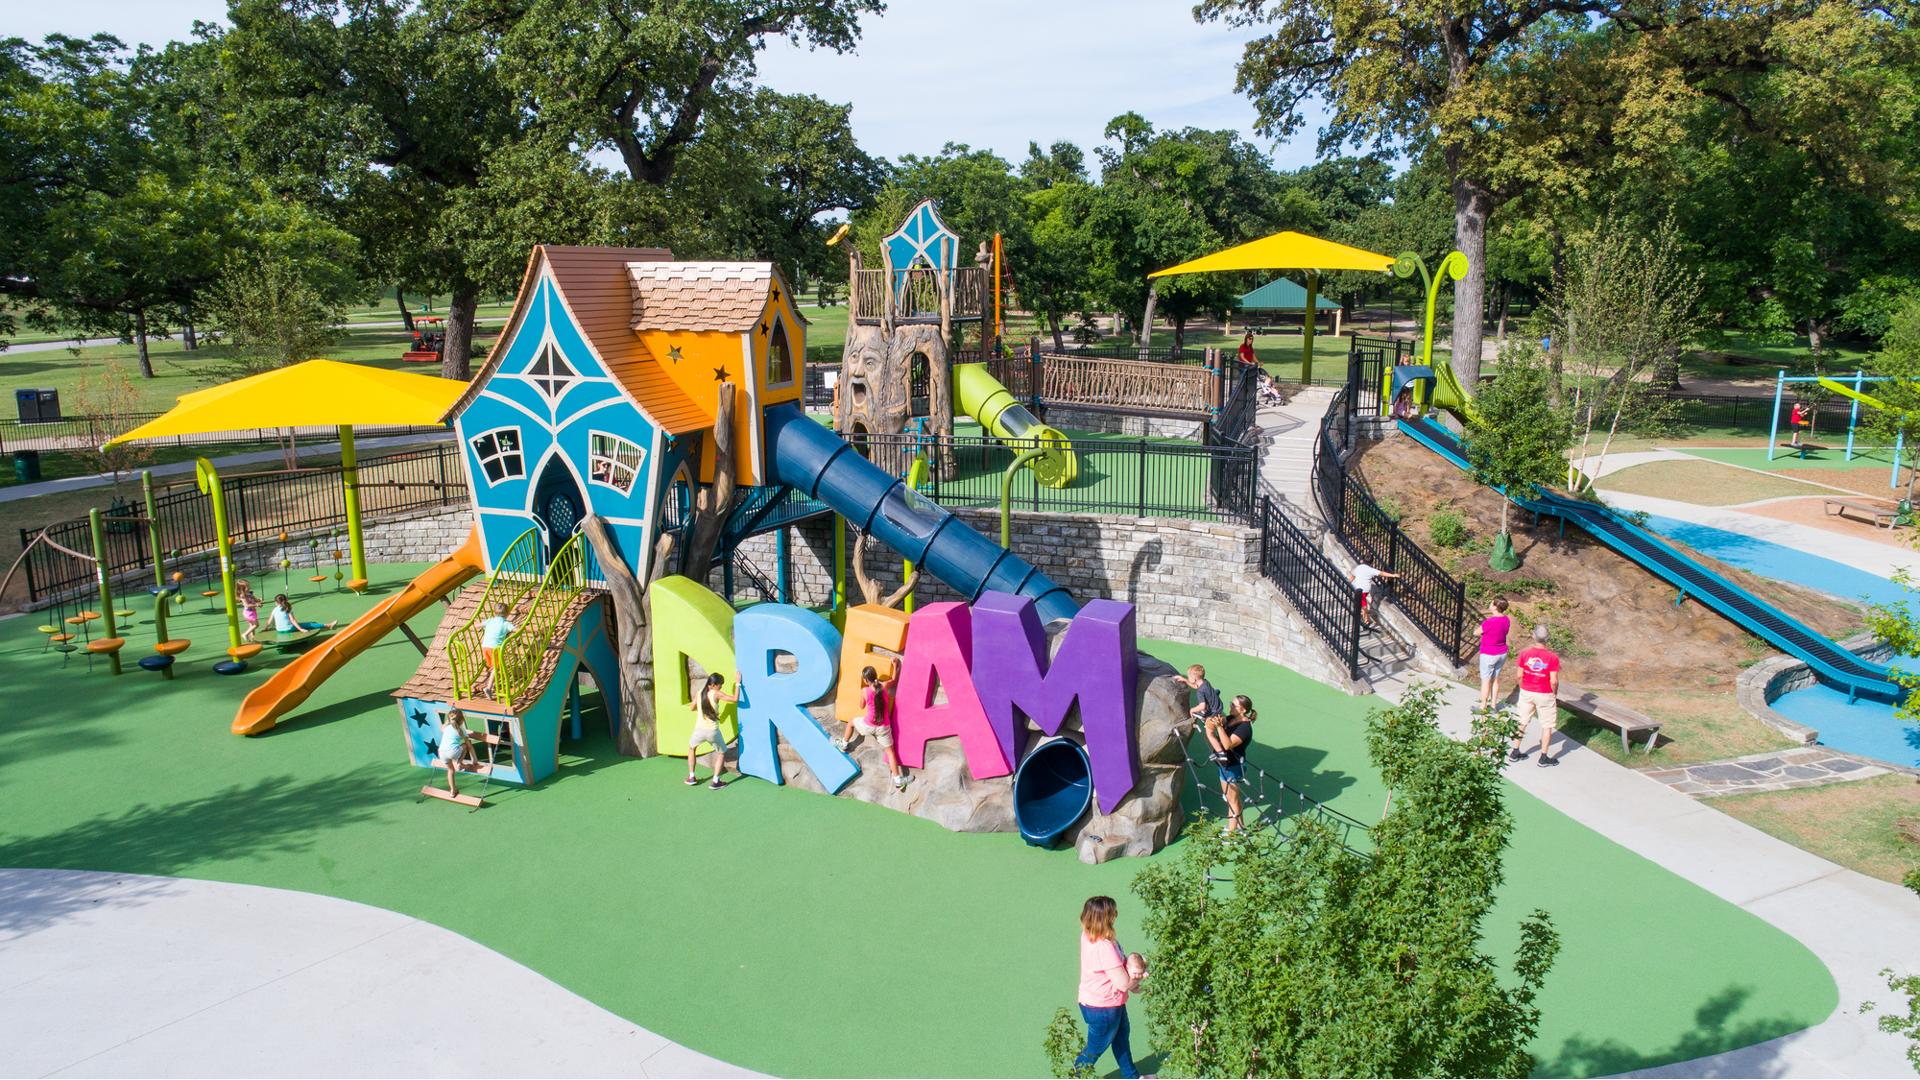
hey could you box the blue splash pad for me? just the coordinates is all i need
[1770,682,1920,769]
[1638,513,1903,608]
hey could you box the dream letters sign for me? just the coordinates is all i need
[648,576,1141,810]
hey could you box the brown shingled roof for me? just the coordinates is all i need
[629,262,774,333]
[440,245,715,436]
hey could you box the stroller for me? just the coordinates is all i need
[1257,371,1286,406]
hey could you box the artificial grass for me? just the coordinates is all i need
[1686,445,1904,473]
[0,567,1835,1077]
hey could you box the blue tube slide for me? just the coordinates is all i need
[765,403,1078,624]
[1013,738,1094,846]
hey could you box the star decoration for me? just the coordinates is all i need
[667,346,683,363]
[760,321,770,335]
[770,287,780,303]
[713,365,729,382]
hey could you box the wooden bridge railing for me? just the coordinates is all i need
[1033,352,1217,419]
[849,267,988,324]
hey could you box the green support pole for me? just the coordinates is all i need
[832,515,847,624]
[902,454,929,614]
[1301,270,1319,383]
[88,508,121,674]
[339,425,368,586]
[1421,252,1469,368]
[196,457,243,655]
[142,469,164,593]
[1002,448,1046,548]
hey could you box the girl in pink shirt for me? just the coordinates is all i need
[1074,896,1142,1078]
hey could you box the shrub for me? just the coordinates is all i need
[1430,507,1471,549]
[1043,1007,1091,1078]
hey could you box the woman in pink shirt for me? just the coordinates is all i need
[1074,895,1142,1078]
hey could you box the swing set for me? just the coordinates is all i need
[1767,369,1908,488]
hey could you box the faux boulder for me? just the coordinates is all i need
[773,632,1191,864]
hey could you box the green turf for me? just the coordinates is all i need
[0,566,1834,1077]
[1684,445,1905,473]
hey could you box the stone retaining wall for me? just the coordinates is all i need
[1736,632,1894,746]
[722,509,1366,693]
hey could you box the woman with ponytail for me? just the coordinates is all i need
[1204,694,1257,832]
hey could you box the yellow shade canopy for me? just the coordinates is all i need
[106,359,466,446]
[1149,231,1395,278]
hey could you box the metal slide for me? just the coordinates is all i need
[764,403,1078,623]
[1397,415,1903,703]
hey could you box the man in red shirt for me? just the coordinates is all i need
[1508,624,1563,767]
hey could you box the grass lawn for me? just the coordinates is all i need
[1597,459,1833,506]
[1557,688,1799,769]
[0,563,1836,1077]
[1713,772,1920,886]
[0,324,503,415]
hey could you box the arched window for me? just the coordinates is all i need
[766,318,795,388]
[587,431,645,495]
[469,427,525,485]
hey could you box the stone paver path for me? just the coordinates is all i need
[1646,747,1891,797]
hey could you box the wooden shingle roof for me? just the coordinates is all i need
[628,262,775,333]
[441,245,714,435]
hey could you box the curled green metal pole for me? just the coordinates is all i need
[902,453,929,614]
[196,457,243,653]
[1394,250,1469,368]
[1001,447,1046,549]
[88,508,121,674]
[142,469,164,593]
[339,425,368,586]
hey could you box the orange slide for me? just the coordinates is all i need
[231,527,487,735]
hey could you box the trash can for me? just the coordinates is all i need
[14,451,41,482]
[14,389,59,423]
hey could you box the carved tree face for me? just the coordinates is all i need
[841,327,906,435]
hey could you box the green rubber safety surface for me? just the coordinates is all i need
[0,568,1834,1077]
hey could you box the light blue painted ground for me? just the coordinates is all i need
[1639,513,1902,608]
[1636,514,1920,766]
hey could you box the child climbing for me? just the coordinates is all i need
[479,602,516,696]
[269,593,336,634]
[687,671,738,790]
[1184,664,1223,724]
[237,580,262,643]
[834,665,910,791]
[435,708,475,798]
[1204,695,1256,832]
[1350,563,1400,627]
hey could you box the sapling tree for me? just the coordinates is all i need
[70,360,154,494]
[1464,347,1574,570]
[1126,684,1558,1078]
[1857,297,1920,505]
[1550,214,1701,491]
[198,253,342,379]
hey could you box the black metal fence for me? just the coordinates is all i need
[17,444,468,605]
[1255,489,1364,678]
[1313,385,1470,664]
[0,412,446,455]
[854,431,1259,522]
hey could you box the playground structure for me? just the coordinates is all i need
[1766,370,1909,489]
[140,242,1183,855]
[839,200,1077,488]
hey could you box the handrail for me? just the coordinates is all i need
[491,532,589,708]
[447,527,542,700]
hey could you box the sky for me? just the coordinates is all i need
[7,0,1330,170]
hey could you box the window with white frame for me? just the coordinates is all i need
[587,431,645,495]
[526,342,579,402]
[470,428,525,485]
[766,318,795,387]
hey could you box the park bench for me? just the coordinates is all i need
[1556,683,1663,755]
[1777,441,1829,460]
[1823,497,1903,530]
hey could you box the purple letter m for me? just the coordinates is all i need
[972,592,1139,814]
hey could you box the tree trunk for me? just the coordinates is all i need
[1494,282,1509,346]
[442,286,479,381]
[1049,313,1065,352]
[396,289,415,334]
[1173,315,1186,352]
[132,308,154,378]
[680,383,738,585]
[1807,317,1826,357]
[1139,286,1159,354]
[581,514,671,758]
[182,317,197,351]
[1448,171,1494,387]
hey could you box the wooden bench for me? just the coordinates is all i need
[1777,441,1829,460]
[1556,683,1663,755]
[1824,497,1902,530]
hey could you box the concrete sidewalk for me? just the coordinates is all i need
[0,869,757,1078]
[1373,673,1920,1078]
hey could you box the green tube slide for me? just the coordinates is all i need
[953,362,1079,489]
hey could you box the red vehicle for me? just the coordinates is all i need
[402,316,445,363]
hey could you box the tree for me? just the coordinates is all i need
[198,252,343,378]
[481,0,878,186]
[1856,297,1920,504]
[1552,213,1702,491]
[1128,684,1558,1078]
[70,360,154,494]
[1197,0,1919,386]
[1018,181,1100,350]
[1464,346,1573,570]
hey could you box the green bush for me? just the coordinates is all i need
[1375,492,1406,523]
[1043,1007,1092,1078]
[1429,507,1471,549]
